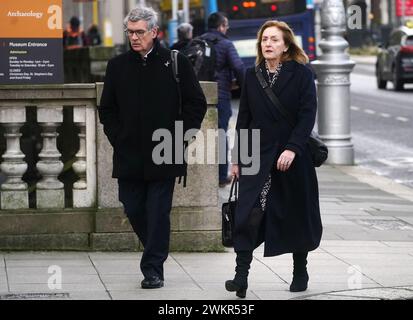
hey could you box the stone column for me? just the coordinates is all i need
[0,107,28,209]
[311,0,355,165]
[36,106,64,208]
[72,105,97,208]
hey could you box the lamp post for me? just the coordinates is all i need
[311,0,355,165]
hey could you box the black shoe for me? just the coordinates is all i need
[225,280,247,298]
[141,276,164,289]
[289,272,309,292]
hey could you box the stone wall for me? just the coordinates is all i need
[0,82,222,251]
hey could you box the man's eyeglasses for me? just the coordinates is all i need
[124,29,150,38]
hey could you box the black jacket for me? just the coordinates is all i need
[202,30,245,100]
[98,39,207,180]
[233,60,322,256]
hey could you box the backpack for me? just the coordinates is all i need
[180,36,219,81]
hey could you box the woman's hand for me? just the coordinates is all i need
[231,164,240,179]
[276,150,296,172]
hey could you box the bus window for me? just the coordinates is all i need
[217,0,316,65]
[220,0,307,20]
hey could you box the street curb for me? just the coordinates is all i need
[334,165,413,202]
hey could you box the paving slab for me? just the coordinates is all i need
[7,273,102,285]
[88,252,140,260]
[105,280,200,291]
[334,230,413,241]
[108,289,260,300]
[3,252,89,260]
[5,259,92,268]
[0,272,8,292]
[296,286,413,300]
[8,282,107,292]
[320,240,388,247]
[65,291,111,300]
[320,245,413,254]
[98,274,141,284]
[382,241,413,248]
[328,287,413,299]
[6,266,98,276]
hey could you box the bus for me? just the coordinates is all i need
[160,0,316,66]
[215,0,316,67]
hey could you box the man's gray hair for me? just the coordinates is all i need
[177,22,193,41]
[123,6,158,30]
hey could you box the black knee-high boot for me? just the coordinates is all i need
[290,252,309,292]
[225,251,253,298]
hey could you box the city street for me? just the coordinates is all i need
[351,60,413,189]
[230,59,413,189]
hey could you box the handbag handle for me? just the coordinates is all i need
[254,65,296,128]
[228,177,238,202]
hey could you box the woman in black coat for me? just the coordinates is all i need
[225,21,323,298]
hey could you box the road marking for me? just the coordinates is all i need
[395,116,409,122]
[364,109,376,114]
[351,106,360,111]
[380,113,391,118]
[377,157,413,167]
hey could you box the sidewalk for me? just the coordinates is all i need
[350,54,376,65]
[1,165,413,300]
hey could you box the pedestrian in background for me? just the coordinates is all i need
[227,20,323,298]
[63,16,87,49]
[98,6,207,289]
[201,12,245,187]
[158,29,169,48]
[86,24,102,46]
[170,22,193,51]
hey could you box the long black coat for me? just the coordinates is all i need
[233,60,322,256]
[98,40,207,180]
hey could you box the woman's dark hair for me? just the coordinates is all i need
[207,12,226,29]
[70,16,80,29]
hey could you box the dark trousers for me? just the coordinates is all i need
[118,178,175,280]
[217,99,232,182]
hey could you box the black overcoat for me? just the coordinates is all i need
[233,60,323,256]
[98,40,207,180]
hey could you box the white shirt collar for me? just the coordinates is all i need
[143,46,154,60]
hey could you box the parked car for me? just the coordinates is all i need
[376,26,413,91]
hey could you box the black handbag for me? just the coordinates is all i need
[308,131,328,167]
[255,66,328,167]
[221,177,238,247]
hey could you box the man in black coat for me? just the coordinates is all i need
[98,6,207,289]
